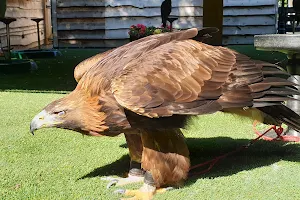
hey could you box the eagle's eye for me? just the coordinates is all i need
[54,110,66,117]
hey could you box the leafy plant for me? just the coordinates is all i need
[128,24,172,40]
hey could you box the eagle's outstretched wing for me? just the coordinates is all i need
[111,32,298,119]
[111,40,236,118]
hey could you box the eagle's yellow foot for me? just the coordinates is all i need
[114,183,173,200]
[101,175,144,188]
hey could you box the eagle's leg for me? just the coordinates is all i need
[125,132,144,176]
[115,129,190,200]
[103,133,144,188]
[141,128,190,187]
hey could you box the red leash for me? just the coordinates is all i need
[253,120,300,142]
[189,124,283,177]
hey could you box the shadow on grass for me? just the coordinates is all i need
[80,136,300,184]
[186,137,300,184]
[79,154,130,179]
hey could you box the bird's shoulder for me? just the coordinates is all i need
[77,29,200,94]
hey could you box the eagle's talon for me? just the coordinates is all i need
[115,189,154,200]
[101,176,120,188]
[114,184,170,200]
[107,179,118,188]
[101,176,116,181]
[102,175,144,188]
[159,186,174,192]
[114,189,126,194]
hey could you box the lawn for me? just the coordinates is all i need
[1,47,300,200]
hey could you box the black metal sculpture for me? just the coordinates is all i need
[0,17,37,74]
[161,0,172,28]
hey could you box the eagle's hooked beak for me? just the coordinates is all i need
[30,110,62,135]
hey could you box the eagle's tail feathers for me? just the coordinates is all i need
[258,105,300,133]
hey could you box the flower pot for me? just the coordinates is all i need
[130,35,145,42]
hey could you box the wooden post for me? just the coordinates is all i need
[36,20,41,49]
[43,0,51,45]
[203,0,223,46]
[51,0,58,48]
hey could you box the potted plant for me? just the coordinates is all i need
[128,24,172,41]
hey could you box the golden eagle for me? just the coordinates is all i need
[30,28,300,200]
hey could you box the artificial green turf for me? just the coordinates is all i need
[1,47,300,200]
[227,45,288,65]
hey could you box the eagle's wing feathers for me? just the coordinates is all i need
[74,49,114,82]
[112,40,236,118]
[78,28,200,94]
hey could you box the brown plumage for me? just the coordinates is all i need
[30,28,300,199]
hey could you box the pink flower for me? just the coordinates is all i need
[139,29,145,34]
[137,24,146,29]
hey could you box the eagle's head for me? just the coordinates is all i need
[30,90,109,136]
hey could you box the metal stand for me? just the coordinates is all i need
[167,17,178,31]
[0,17,16,60]
[0,17,37,74]
[31,18,43,49]
[285,56,300,137]
[11,18,61,59]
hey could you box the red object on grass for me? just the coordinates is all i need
[253,120,300,142]
[189,122,288,177]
